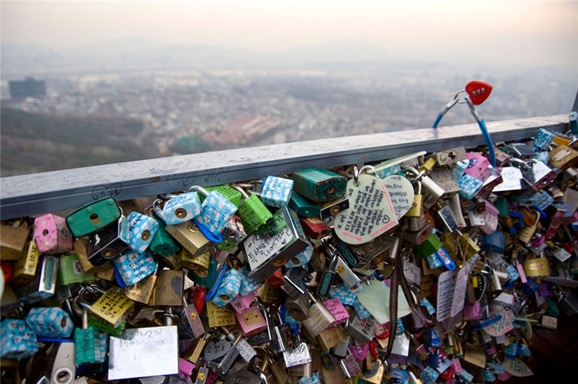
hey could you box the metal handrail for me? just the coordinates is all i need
[0,114,570,220]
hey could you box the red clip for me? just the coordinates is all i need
[266,269,285,287]
[465,81,493,105]
[369,339,379,360]
[189,286,207,314]
[1,261,12,282]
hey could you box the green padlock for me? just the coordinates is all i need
[58,254,95,285]
[202,185,243,207]
[88,314,126,336]
[233,184,273,235]
[291,168,347,203]
[414,233,443,259]
[288,192,320,218]
[66,197,121,238]
[149,216,182,256]
[190,259,219,288]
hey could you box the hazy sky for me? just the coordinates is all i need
[2,0,577,68]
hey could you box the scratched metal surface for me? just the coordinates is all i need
[0,114,569,220]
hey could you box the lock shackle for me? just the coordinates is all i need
[75,285,105,311]
[404,167,425,182]
[353,165,375,186]
[187,185,209,197]
[249,347,270,373]
[231,183,250,199]
[509,157,529,169]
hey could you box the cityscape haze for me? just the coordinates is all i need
[1,1,577,176]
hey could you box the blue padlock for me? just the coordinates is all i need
[0,319,39,358]
[190,186,238,236]
[211,268,242,306]
[25,307,74,338]
[127,212,159,253]
[481,230,505,253]
[113,250,157,286]
[261,176,294,208]
[153,192,202,225]
[457,173,484,200]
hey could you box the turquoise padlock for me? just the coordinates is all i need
[0,319,39,358]
[127,212,159,253]
[211,268,242,306]
[260,176,294,208]
[25,307,74,338]
[189,186,238,236]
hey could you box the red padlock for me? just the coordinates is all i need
[188,285,207,314]
[465,81,493,105]
[266,269,284,288]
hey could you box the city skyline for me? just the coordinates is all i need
[2,1,577,70]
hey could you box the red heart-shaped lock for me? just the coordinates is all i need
[465,81,493,105]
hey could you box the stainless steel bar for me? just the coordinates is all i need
[0,114,569,220]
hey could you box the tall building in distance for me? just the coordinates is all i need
[8,77,46,100]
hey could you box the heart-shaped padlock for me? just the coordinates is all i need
[465,80,493,105]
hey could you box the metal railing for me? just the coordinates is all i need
[0,113,572,220]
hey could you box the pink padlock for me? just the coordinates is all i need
[34,214,73,254]
[463,301,481,320]
[178,358,195,379]
[323,298,349,327]
[349,343,369,360]
[235,306,267,336]
[479,209,499,234]
[452,358,463,373]
[496,371,512,381]
[464,152,492,182]
[230,291,256,314]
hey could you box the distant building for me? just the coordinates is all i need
[9,77,46,100]
[203,114,283,146]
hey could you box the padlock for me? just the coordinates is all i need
[87,286,134,327]
[10,240,40,286]
[429,146,467,166]
[319,197,350,221]
[457,173,484,200]
[25,307,74,338]
[150,269,184,307]
[65,197,121,238]
[523,253,551,277]
[113,249,157,286]
[148,215,182,256]
[291,168,347,203]
[340,354,362,378]
[429,167,461,197]
[217,215,247,251]
[285,294,310,321]
[15,255,59,303]
[508,142,536,158]
[74,306,107,365]
[517,210,540,243]
[165,221,212,256]
[153,192,202,225]
[242,207,308,282]
[86,216,130,267]
[121,272,157,305]
[324,298,350,327]
[302,293,336,338]
[178,248,210,273]
[224,347,270,384]
[534,128,557,149]
[126,211,159,253]
[0,222,30,260]
[550,145,578,170]
[347,315,378,344]
[58,253,95,285]
[516,159,558,191]
[481,229,505,253]
[317,324,348,352]
[421,175,447,209]
[464,152,492,181]
[231,184,273,235]
[190,185,239,236]
[0,319,38,359]
[300,217,331,239]
[317,241,339,296]
[544,204,567,239]
[283,339,312,368]
[212,267,242,307]
[478,166,504,198]
[288,192,320,218]
[413,233,442,259]
[33,214,73,254]
[406,176,424,217]
[261,175,294,207]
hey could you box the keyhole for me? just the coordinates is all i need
[102,248,116,259]
[141,230,151,241]
[187,223,199,233]
[330,205,341,215]
[291,257,301,265]
[448,151,457,160]
[273,257,287,267]
[42,229,49,236]
[326,186,335,195]
[56,370,71,384]
[175,208,187,219]
[219,294,230,301]
[90,213,99,223]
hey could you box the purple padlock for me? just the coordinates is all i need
[464,152,492,181]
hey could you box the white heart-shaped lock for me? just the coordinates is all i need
[382,175,415,219]
[334,173,399,245]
